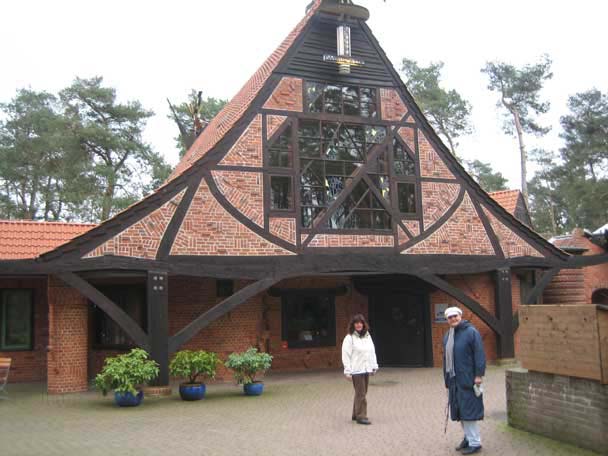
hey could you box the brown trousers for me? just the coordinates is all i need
[351,373,369,420]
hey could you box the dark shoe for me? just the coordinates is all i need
[461,446,481,454]
[356,418,371,425]
[455,438,469,451]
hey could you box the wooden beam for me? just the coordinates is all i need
[523,268,560,304]
[495,268,514,358]
[567,253,608,268]
[147,271,169,385]
[168,276,282,353]
[416,273,501,334]
[57,272,149,350]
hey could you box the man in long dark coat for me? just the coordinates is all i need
[443,306,486,454]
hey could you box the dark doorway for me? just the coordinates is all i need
[369,293,430,367]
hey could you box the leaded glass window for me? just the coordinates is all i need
[268,124,293,168]
[398,183,416,214]
[270,176,293,210]
[304,82,378,118]
[393,138,416,176]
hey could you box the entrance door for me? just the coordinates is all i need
[369,294,426,366]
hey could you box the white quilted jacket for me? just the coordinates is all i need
[342,331,379,375]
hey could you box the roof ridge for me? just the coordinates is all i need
[0,219,96,226]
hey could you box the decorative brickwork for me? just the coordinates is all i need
[404,193,495,255]
[482,206,543,258]
[306,234,394,248]
[269,218,297,245]
[47,276,88,394]
[218,114,263,167]
[404,220,421,237]
[380,88,408,121]
[84,190,185,259]
[171,180,294,256]
[212,170,264,228]
[0,278,48,383]
[398,126,417,155]
[418,130,456,179]
[421,182,461,230]
[397,225,409,245]
[266,115,288,140]
[263,77,303,112]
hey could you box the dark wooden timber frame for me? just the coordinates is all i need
[3,7,608,385]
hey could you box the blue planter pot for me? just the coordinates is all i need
[179,383,206,401]
[243,382,264,396]
[114,390,143,407]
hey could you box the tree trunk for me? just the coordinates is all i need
[511,109,528,204]
[101,177,115,221]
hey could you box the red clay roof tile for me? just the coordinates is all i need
[0,220,95,260]
[489,189,521,216]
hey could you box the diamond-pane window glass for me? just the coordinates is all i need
[342,86,360,116]
[398,183,417,214]
[305,82,324,112]
[324,85,342,113]
[269,125,292,168]
[393,138,416,176]
[270,176,293,210]
[0,290,33,350]
[365,126,387,144]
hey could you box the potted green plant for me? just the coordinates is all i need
[94,348,159,407]
[169,350,221,401]
[224,347,273,396]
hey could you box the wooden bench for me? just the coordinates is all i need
[0,358,11,398]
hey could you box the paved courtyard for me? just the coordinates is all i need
[0,366,599,456]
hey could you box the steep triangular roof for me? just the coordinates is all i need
[36,0,567,264]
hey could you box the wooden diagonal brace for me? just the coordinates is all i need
[57,272,150,350]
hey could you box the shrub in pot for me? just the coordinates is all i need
[224,347,273,396]
[94,348,159,407]
[169,350,221,401]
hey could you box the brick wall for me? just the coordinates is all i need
[507,368,608,454]
[379,88,408,121]
[263,77,303,112]
[0,277,48,383]
[47,276,89,394]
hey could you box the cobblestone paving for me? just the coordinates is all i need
[0,366,599,456]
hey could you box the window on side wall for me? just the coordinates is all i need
[281,294,336,348]
[0,289,33,351]
[92,285,146,349]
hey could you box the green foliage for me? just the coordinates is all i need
[169,350,221,385]
[401,58,472,155]
[464,159,508,192]
[482,55,553,136]
[60,76,170,221]
[167,90,227,157]
[94,348,159,396]
[224,347,272,385]
[0,89,91,220]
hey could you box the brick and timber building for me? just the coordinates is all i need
[1,0,607,393]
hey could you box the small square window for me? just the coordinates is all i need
[398,183,417,214]
[270,176,293,210]
[216,280,234,298]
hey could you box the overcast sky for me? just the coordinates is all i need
[1,0,606,189]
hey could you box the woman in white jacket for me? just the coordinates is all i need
[342,314,378,425]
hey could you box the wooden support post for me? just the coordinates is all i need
[147,271,169,386]
[495,268,515,359]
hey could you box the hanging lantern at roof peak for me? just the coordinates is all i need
[314,0,372,74]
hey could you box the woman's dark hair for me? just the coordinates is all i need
[348,314,369,335]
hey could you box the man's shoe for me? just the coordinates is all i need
[455,438,469,451]
[461,446,481,454]
[356,418,371,425]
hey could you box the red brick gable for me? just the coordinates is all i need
[0,220,94,260]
